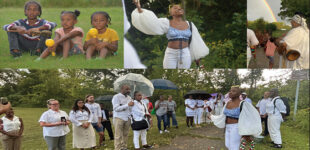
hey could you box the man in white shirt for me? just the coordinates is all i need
[266,88,286,148]
[85,95,105,147]
[112,84,134,150]
[256,91,271,136]
[247,27,259,67]
[241,92,252,104]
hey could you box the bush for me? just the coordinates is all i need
[285,108,309,134]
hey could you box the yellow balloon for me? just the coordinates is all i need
[45,39,55,47]
[89,28,98,37]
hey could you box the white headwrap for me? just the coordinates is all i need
[291,14,308,30]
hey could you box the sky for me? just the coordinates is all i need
[247,0,289,24]
[238,69,293,88]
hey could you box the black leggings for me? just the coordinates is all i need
[186,116,194,127]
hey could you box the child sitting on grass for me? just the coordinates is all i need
[2,0,56,58]
[37,10,84,60]
[84,11,119,60]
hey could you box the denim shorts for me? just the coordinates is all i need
[267,56,274,64]
[91,122,104,132]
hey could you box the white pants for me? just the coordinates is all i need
[215,106,223,116]
[247,47,251,68]
[268,115,283,144]
[133,129,147,149]
[225,123,241,150]
[194,108,204,124]
[163,47,191,69]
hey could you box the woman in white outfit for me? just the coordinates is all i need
[214,93,224,115]
[194,96,204,127]
[203,99,214,124]
[185,95,196,127]
[266,88,286,148]
[69,99,96,149]
[279,14,309,69]
[131,0,209,69]
[210,86,262,150]
[131,91,152,150]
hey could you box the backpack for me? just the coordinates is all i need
[273,97,290,116]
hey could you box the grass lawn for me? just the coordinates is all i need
[0,107,194,150]
[0,7,123,69]
[0,107,308,149]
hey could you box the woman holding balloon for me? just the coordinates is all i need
[84,11,119,59]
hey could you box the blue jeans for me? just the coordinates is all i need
[156,114,168,131]
[167,112,178,127]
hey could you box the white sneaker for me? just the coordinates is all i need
[164,130,169,133]
[159,130,163,134]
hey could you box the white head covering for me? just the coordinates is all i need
[291,14,308,30]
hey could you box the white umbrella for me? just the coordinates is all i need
[113,73,154,97]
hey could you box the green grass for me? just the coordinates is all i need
[0,7,123,69]
[0,0,122,7]
[1,107,308,149]
[0,107,192,149]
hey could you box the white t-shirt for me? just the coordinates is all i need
[256,98,271,115]
[266,96,286,119]
[1,116,21,132]
[39,109,70,137]
[131,100,149,121]
[196,100,204,108]
[204,101,214,112]
[247,28,259,47]
[185,99,196,115]
[69,110,93,126]
[85,103,102,123]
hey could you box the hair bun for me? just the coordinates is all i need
[74,10,80,17]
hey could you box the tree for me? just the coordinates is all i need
[279,0,310,28]
[242,69,263,97]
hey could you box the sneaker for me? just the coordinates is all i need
[142,145,153,149]
[271,144,282,148]
[159,130,163,134]
[164,129,169,133]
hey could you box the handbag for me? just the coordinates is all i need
[131,103,149,130]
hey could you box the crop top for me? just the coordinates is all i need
[166,26,191,41]
[223,107,240,119]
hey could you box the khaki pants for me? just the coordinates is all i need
[113,117,131,150]
[1,130,22,150]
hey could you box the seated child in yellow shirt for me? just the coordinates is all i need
[84,11,119,59]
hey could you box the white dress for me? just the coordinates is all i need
[282,26,309,69]
[131,8,209,67]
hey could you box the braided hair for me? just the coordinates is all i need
[24,1,42,17]
[91,11,111,27]
[61,10,80,20]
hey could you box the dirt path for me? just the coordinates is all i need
[155,124,227,150]
[249,47,281,69]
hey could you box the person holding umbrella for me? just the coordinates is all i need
[112,84,134,150]
[185,95,196,128]
[155,95,169,134]
[194,95,204,128]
